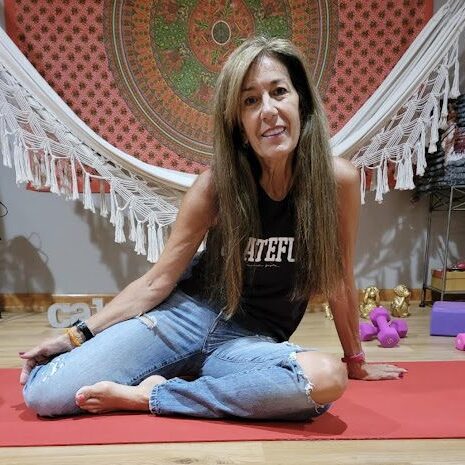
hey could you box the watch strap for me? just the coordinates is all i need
[75,321,94,341]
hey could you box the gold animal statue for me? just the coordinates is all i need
[359,286,380,319]
[390,284,411,317]
[322,302,333,320]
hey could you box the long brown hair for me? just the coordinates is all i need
[205,36,343,318]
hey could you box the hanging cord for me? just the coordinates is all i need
[0,200,8,238]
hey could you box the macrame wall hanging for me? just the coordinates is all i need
[1,0,464,261]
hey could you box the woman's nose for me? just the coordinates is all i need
[260,94,278,119]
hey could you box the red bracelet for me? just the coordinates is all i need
[341,351,365,364]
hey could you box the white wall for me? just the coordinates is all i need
[2,164,464,294]
[1,0,464,294]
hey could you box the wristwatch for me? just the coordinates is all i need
[74,320,94,341]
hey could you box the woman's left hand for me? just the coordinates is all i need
[347,362,407,381]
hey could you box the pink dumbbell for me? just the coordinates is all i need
[390,319,408,338]
[370,307,400,348]
[359,322,378,341]
[456,333,465,351]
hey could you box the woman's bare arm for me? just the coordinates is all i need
[328,158,406,380]
[86,169,217,334]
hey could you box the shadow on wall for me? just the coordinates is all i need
[355,193,428,289]
[0,230,55,308]
[73,201,150,290]
[356,192,465,289]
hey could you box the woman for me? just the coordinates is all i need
[21,37,405,420]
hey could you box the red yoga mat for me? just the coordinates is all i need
[1,361,464,447]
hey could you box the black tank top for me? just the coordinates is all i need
[179,184,308,341]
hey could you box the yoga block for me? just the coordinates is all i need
[430,301,465,336]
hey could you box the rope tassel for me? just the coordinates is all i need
[147,219,158,263]
[13,135,28,183]
[70,156,79,200]
[110,187,116,226]
[0,115,12,168]
[428,101,439,153]
[114,208,126,243]
[135,221,146,255]
[99,180,108,218]
[128,206,137,242]
[83,172,95,213]
[359,167,366,205]
[49,156,60,194]
[450,45,460,99]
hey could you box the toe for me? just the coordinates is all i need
[75,387,91,406]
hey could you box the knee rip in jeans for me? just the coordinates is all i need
[288,351,326,413]
[137,313,158,330]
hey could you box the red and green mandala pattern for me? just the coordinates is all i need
[104,0,338,163]
[6,0,432,172]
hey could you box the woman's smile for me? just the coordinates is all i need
[262,126,286,138]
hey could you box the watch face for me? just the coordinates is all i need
[76,321,94,340]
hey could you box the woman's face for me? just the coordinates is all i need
[239,55,301,165]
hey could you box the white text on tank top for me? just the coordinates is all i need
[243,237,296,266]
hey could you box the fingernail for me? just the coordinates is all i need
[18,352,25,355]
[399,372,404,378]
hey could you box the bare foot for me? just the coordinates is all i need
[75,375,166,414]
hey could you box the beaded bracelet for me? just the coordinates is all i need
[66,327,83,347]
[341,351,365,364]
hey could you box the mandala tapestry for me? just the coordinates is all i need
[5,0,433,173]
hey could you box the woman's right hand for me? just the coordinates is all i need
[19,333,74,385]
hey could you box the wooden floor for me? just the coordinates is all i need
[1,305,464,465]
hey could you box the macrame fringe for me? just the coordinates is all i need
[49,155,60,194]
[1,92,171,264]
[157,225,165,259]
[31,152,41,188]
[99,180,108,218]
[128,206,137,242]
[395,148,415,190]
[375,164,383,203]
[114,207,126,243]
[428,100,440,153]
[359,167,366,205]
[13,134,27,183]
[83,172,95,213]
[109,186,116,225]
[450,47,460,99]
[440,64,450,130]
[415,127,427,176]
[147,220,157,263]
[135,220,146,255]
[70,156,79,200]
[0,115,12,168]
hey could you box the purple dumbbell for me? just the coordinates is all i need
[456,333,465,351]
[390,319,408,338]
[359,322,378,341]
[370,307,400,348]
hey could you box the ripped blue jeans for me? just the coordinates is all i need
[23,290,330,420]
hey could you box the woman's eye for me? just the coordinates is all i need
[243,96,257,106]
[273,87,288,96]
